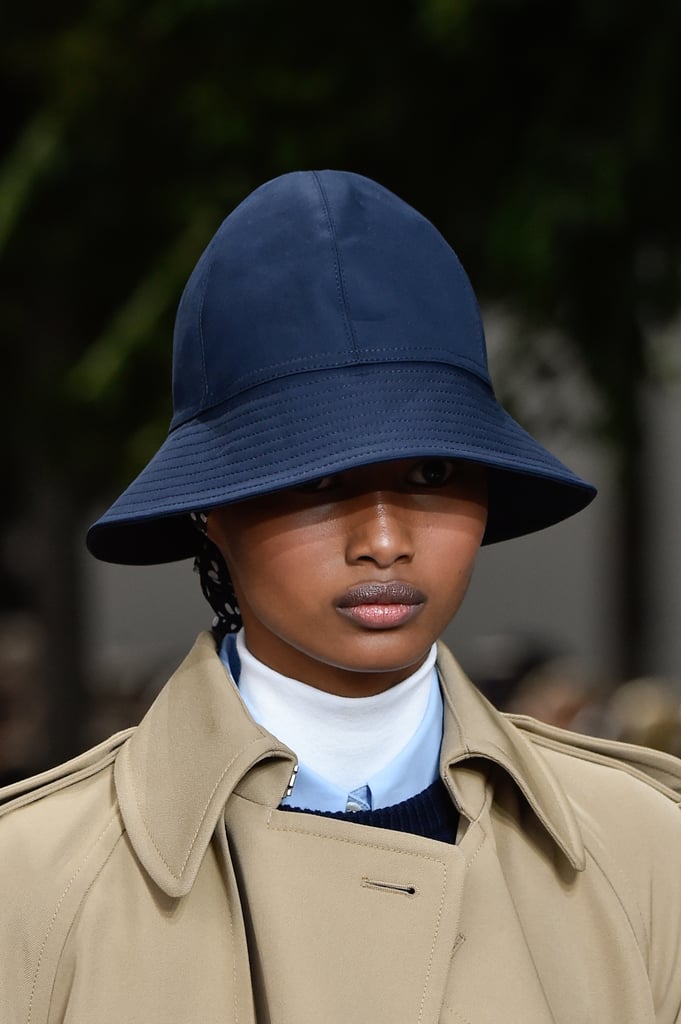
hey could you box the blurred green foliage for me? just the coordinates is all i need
[1,0,680,678]
[2,0,679,484]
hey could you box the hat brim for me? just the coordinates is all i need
[87,363,596,564]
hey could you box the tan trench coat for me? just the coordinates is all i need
[3,631,681,1023]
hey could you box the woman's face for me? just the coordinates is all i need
[208,458,488,696]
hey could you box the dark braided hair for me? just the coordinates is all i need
[190,512,242,642]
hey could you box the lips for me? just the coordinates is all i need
[337,581,426,608]
[336,581,426,629]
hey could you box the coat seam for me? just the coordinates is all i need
[47,828,126,1023]
[0,742,127,818]
[28,810,120,1024]
[527,734,681,803]
[213,818,243,1024]
[417,860,447,1024]
[266,812,455,864]
[578,830,650,953]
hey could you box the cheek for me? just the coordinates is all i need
[215,519,338,606]
[207,514,254,588]
[421,516,485,606]
[428,505,486,559]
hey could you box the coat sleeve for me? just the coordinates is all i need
[636,787,681,1023]
[0,762,123,1024]
[529,727,681,1024]
[564,758,681,1023]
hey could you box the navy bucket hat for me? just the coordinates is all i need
[87,170,596,565]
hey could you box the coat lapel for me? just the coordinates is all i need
[436,642,586,871]
[114,632,296,896]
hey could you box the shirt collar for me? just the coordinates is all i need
[280,669,443,812]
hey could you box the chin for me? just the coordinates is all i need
[330,635,435,675]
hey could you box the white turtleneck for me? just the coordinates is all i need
[234,630,438,794]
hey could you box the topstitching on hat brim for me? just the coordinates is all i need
[86,362,596,565]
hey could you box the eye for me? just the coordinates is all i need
[295,474,341,494]
[407,459,458,488]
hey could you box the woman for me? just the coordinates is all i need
[2,170,681,1023]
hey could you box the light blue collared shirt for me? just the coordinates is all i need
[219,633,443,813]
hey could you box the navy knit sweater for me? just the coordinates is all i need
[280,778,459,845]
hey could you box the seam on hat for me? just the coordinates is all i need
[105,422,573,507]
[169,350,491,429]
[468,281,488,366]
[124,439,558,499]
[171,373,510,455]
[162,370,566,470]
[312,170,359,357]
[173,368,491,424]
[197,235,219,408]
[110,446,578,507]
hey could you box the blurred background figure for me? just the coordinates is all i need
[605,677,681,756]
[0,616,48,785]
[503,656,613,736]
[459,632,561,712]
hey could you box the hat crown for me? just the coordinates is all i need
[171,170,490,429]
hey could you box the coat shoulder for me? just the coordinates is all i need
[509,712,681,801]
[0,729,133,891]
[0,729,132,886]
[0,728,132,816]
[0,733,132,1021]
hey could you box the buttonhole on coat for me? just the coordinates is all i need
[361,876,418,897]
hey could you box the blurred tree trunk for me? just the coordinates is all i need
[610,381,647,681]
[31,471,88,766]
[558,232,653,682]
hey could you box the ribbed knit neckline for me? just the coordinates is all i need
[280,778,459,845]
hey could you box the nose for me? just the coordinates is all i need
[344,492,415,569]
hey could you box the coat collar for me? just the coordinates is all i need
[114,632,297,897]
[115,632,585,897]
[435,642,585,871]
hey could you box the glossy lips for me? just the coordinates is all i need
[336,581,426,629]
